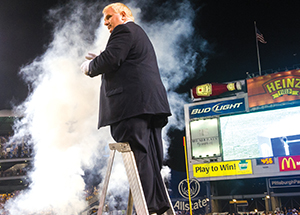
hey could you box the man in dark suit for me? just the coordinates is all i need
[80,3,171,214]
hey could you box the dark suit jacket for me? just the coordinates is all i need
[88,22,171,128]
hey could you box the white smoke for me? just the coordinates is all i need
[4,0,208,214]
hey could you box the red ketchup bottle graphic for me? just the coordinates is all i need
[192,82,242,99]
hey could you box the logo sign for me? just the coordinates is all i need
[247,69,300,108]
[173,198,208,212]
[171,175,210,214]
[189,98,246,118]
[256,157,275,165]
[178,178,201,199]
[269,177,300,188]
[193,160,252,178]
[278,155,300,172]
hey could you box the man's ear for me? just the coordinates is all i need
[120,11,126,20]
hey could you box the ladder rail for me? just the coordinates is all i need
[97,149,116,215]
[122,150,149,215]
[126,189,133,215]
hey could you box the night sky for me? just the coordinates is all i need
[183,0,300,91]
[1,0,300,110]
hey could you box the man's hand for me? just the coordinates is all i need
[80,60,92,75]
[85,52,97,60]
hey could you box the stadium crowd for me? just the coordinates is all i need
[0,135,32,159]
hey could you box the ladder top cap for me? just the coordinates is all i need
[109,142,131,152]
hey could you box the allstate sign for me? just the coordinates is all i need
[189,97,246,118]
[170,170,210,214]
[174,178,209,212]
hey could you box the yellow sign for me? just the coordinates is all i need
[281,157,296,170]
[193,160,252,178]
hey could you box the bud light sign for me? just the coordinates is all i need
[189,98,246,118]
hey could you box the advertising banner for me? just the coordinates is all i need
[256,157,274,165]
[269,176,300,188]
[278,155,300,172]
[247,69,300,108]
[170,170,210,215]
[193,159,252,178]
[189,97,246,118]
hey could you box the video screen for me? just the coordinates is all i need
[219,105,300,161]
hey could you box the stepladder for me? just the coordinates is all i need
[97,142,175,215]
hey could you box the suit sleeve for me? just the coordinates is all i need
[88,25,133,77]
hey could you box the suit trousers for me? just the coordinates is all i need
[110,114,170,215]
